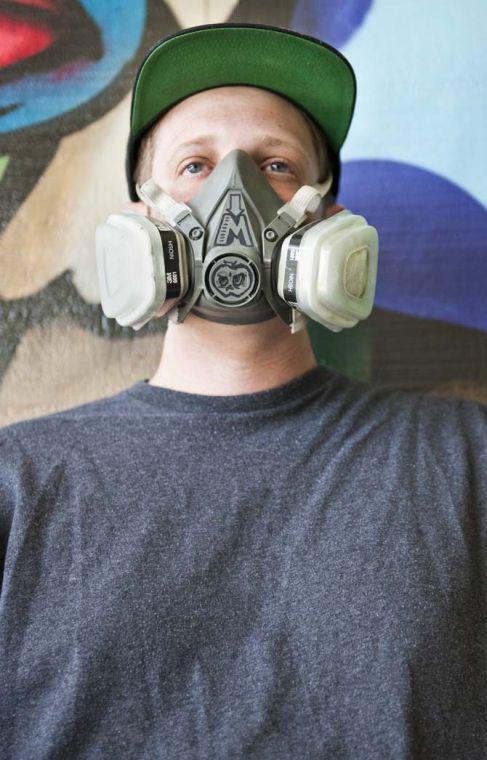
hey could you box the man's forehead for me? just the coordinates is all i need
[178,133,301,146]
[157,85,311,130]
[153,87,317,151]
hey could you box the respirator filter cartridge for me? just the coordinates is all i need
[277,209,379,332]
[96,212,189,330]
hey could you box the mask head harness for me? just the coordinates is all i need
[135,149,333,332]
[96,149,378,334]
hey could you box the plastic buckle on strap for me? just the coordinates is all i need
[136,179,192,225]
[276,173,333,227]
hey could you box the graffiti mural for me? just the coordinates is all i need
[0,0,181,422]
[1,0,486,424]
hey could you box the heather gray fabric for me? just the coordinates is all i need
[0,365,486,760]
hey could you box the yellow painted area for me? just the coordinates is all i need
[164,0,238,27]
[0,155,10,183]
[0,95,131,301]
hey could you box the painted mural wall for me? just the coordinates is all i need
[1,0,486,425]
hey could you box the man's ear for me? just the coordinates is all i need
[308,198,345,223]
[122,200,149,216]
[324,201,345,218]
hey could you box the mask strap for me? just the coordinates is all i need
[312,172,333,199]
[276,171,335,226]
[135,178,192,225]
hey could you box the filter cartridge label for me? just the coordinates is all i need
[160,231,181,298]
[283,229,305,305]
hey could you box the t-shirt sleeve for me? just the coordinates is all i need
[0,433,20,588]
[421,394,487,562]
[0,426,41,591]
[456,398,487,551]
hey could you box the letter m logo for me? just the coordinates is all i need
[215,192,255,247]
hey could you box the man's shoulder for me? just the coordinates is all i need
[338,374,487,446]
[350,372,487,416]
[0,384,140,451]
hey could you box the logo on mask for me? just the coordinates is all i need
[215,192,255,247]
[206,255,258,304]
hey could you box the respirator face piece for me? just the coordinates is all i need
[96,149,378,333]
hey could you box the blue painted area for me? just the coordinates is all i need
[341,0,487,209]
[340,160,487,333]
[0,0,146,134]
[291,0,372,49]
[291,0,487,333]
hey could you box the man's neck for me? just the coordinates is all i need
[149,313,318,396]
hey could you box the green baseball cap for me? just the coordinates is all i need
[125,23,357,201]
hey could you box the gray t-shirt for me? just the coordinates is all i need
[1,365,486,760]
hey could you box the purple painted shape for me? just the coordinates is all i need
[291,0,373,49]
[339,159,487,333]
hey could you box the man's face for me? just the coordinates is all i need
[123,85,343,328]
[149,85,324,207]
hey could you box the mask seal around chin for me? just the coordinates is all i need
[95,148,379,334]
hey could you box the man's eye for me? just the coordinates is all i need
[264,160,293,174]
[182,161,207,175]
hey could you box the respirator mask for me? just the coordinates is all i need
[96,149,378,333]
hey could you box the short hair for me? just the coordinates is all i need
[133,118,159,190]
[301,110,331,184]
[132,97,331,190]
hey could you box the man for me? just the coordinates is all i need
[1,23,486,760]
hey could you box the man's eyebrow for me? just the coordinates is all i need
[255,135,311,166]
[256,135,303,151]
[171,136,215,154]
[170,134,305,155]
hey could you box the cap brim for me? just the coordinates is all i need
[126,23,357,200]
